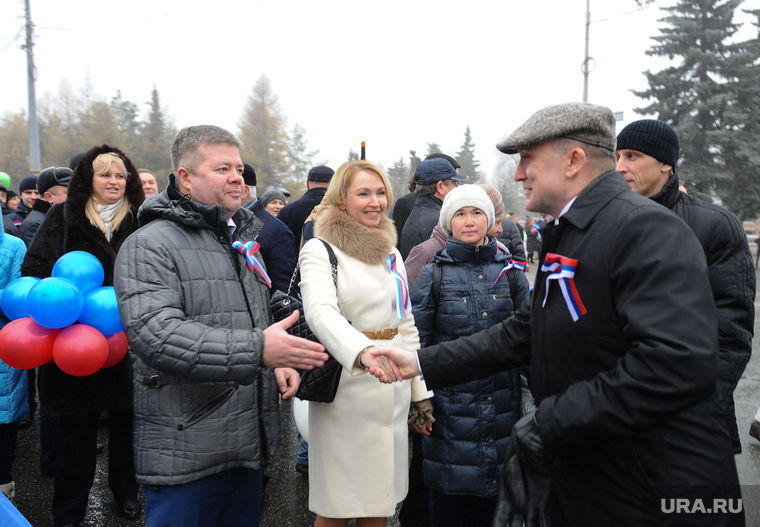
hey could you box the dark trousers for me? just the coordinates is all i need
[0,423,17,484]
[144,467,264,527]
[399,432,429,526]
[52,410,137,527]
[39,411,60,475]
[429,488,497,527]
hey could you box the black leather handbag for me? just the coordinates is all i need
[270,239,341,403]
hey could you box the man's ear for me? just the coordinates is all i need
[565,147,586,179]
[176,167,191,194]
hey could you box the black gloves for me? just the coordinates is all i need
[492,413,553,527]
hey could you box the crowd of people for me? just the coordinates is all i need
[0,100,756,527]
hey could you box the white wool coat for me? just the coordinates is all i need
[299,206,431,518]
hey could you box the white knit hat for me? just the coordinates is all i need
[439,184,495,236]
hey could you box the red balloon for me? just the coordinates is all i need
[0,317,59,369]
[52,324,108,377]
[103,332,129,368]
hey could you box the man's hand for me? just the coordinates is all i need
[492,413,553,527]
[367,346,421,381]
[359,346,401,383]
[274,368,300,399]
[263,310,328,369]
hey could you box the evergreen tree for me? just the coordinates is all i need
[110,91,140,155]
[426,143,442,157]
[633,0,744,198]
[718,9,760,217]
[238,75,290,190]
[287,123,319,186]
[386,157,409,205]
[455,125,481,182]
[491,154,526,218]
[137,86,175,185]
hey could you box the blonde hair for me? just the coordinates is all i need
[85,152,132,234]
[324,160,394,211]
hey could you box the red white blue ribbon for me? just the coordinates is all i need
[541,253,586,321]
[387,253,410,319]
[494,240,526,284]
[233,238,272,289]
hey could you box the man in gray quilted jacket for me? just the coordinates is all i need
[114,125,328,527]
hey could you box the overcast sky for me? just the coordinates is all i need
[2,0,759,178]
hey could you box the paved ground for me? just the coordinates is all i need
[8,263,760,526]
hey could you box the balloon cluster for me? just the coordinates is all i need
[0,251,127,376]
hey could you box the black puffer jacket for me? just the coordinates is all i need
[21,144,144,414]
[114,175,280,486]
[651,174,755,452]
[411,236,529,497]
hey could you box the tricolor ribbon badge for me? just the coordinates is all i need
[541,253,587,321]
[388,253,410,319]
[233,238,272,289]
[494,259,526,285]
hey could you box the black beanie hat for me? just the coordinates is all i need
[307,165,334,183]
[243,163,257,187]
[616,119,680,168]
[19,175,38,193]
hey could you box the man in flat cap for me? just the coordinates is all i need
[372,102,742,526]
[616,119,755,454]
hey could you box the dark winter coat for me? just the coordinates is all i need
[496,219,526,262]
[8,201,31,228]
[243,198,297,293]
[20,144,144,415]
[651,174,755,453]
[391,191,416,242]
[18,198,52,246]
[411,236,529,497]
[399,194,443,259]
[114,175,280,486]
[277,186,326,251]
[418,172,742,526]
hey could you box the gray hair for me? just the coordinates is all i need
[415,182,438,197]
[171,125,242,174]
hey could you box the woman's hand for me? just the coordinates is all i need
[274,367,300,399]
[359,346,401,383]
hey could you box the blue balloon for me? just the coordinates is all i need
[1,276,41,320]
[27,277,84,329]
[78,286,124,335]
[52,251,104,295]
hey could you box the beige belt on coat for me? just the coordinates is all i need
[361,328,398,340]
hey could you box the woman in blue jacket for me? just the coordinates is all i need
[0,227,28,503]
[410,184,530,526]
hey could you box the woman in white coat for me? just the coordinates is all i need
[300,160,433,527]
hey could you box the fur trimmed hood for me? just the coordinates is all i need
[65,144,145,227]
[314,204,397,265]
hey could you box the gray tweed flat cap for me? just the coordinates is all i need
[496,102,617,154]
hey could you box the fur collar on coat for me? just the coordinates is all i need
[314,204,397,266]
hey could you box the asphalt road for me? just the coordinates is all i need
[9,264,760,526]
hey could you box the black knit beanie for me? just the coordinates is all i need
[616,119,680,168]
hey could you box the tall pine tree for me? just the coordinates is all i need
[633,0,745,201]
[238,75,290,190]
[455,125,481,182]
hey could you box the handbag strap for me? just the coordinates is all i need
[287,238,338,297]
